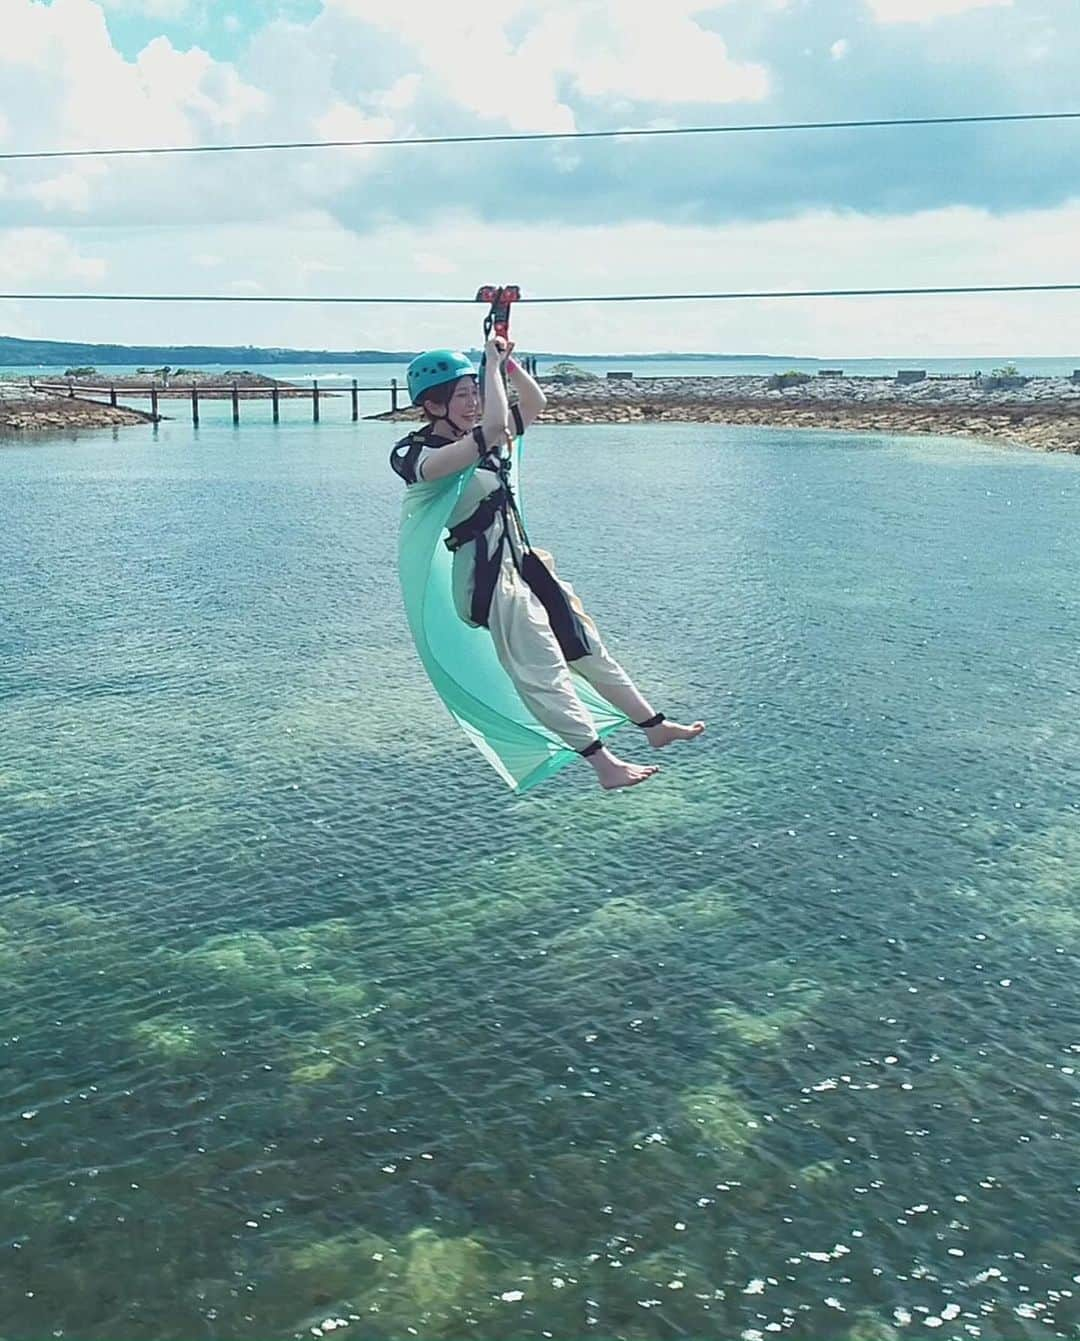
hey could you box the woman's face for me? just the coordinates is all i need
[446,375,480,426]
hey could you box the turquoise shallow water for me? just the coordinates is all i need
[1,416,1078,1341]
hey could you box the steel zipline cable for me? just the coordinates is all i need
[1,110,1079,163]
[3,115,1075,312]
[1,284,1079,305]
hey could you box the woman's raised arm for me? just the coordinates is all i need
[506,356,547,429]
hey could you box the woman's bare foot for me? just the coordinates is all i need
[586,745,659,791]
[643,719,706,749]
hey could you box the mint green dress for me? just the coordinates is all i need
[395,437,627,792]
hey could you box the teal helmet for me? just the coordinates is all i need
[407,349,477,405]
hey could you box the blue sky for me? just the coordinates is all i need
[89,0,323,64]
[1,0,1078,356]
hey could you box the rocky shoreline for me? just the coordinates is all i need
[0,381,153,432]
[374,373,1080,454]
[4,373,1080,453]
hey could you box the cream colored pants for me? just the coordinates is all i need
[484,553,653,752]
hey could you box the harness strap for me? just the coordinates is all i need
[396,411,591,659]
[444,487,508,552]
[389,432,425,484]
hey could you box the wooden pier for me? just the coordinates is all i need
[29,357,541,426]
[28,376,405,425]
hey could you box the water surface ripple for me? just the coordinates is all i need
[1,417,1078,1341]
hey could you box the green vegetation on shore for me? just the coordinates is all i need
[0,335,417,368]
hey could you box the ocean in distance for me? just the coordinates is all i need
[3,353,1079,385]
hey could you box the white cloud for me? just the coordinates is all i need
[313,100,394,149]
[866,0,1012,22]
[328,0,767,121]
[329,0,574,131]
[24,165,104,212]
[5,200,1078,357]
[2,0,1078,363]
[0,0,276,229]
[0,229,106,283]
[413,250,458,276]
[3,0,63,66]
[541,4,770,105]
[377,75,421,114]
[298,258,343,273]
[0,1,267,160]
[6,0,1059,248]
[134,38,268,129]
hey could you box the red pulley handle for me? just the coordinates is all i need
[475,284,521,340]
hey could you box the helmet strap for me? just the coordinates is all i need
[431,408,467,439]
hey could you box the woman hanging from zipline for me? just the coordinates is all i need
[390,333,705,792]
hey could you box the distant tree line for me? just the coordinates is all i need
[2,335,417,367]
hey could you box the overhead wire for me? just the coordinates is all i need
[1,284,1078,305]
[1,111,1075,312]
[1,110,1078,162]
